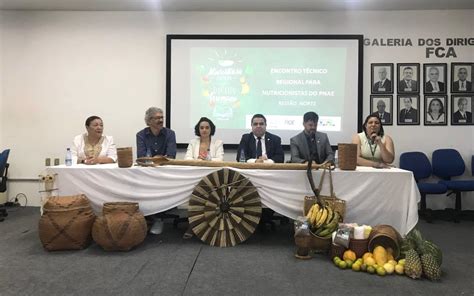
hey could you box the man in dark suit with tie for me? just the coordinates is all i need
[452,67,473,92]
[373,67,392,93]
[290,112,334,164]
[399,97,418,123]
[453,97,473,123]
[236,114,284,163]
[376,99,391,124]
[425,67,445,93]
[398,66,418,92]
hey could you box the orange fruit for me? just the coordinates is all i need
[343,250,357,262]
[362,252,373,261]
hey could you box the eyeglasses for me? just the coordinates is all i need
[252,122,265,126]
[151,116,164,120]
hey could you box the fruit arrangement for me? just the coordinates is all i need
[331,228,443,281]
[305,203,341,238]
[400,229,442,281]
[333,246,406,276]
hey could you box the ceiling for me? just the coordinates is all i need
[0,0,474,11]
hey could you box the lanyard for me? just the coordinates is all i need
[367,139,378,160]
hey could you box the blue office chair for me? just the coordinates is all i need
[0,149,11,222]
[432,149,474,222]
[399,151,447,222]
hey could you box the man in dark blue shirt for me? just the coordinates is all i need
[136,107,177,158]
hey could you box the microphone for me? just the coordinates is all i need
[370,133,377,145]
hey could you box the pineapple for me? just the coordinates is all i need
[403,228,443,281]
[421,254,441,281]
[404,249,422,279]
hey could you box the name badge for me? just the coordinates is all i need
[459,119,466,123]
[404,88,412,91]
[405,119,413,123]
[378,88,386,91]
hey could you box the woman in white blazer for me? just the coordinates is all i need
[185,117,224,161]
[71,116,117,165]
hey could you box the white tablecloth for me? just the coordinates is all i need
[47,164,420,235]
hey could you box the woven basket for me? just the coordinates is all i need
[338,143,357,170]
[117,147,133,168]
[38,194,95,251]
[309,231,332,252]
[349,238,369,259]
[304,196,346,221]
[92,202,147,251]
[368,225,402,259]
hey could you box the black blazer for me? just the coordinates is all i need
[453,80,473,92]
[398,80,418,92]
[399,108,418,123]
[425,81,445,93]
[453,111,472,123]
[372,79,392,92]
[377,112,391,124]
[236,132,284,163]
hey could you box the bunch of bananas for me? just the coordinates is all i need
[305,203,340,238]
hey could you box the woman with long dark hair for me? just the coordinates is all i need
[184,117,224,161]
[351,114,394,168]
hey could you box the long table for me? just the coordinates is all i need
[47,164,420,235]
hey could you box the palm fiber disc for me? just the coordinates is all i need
[188,168,261,247]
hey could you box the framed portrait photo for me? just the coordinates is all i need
[397,63,420,94]
[370,95,393,125]
[371,63,394,94]
[423,63,447,94]
[424,95,447,126]
[451,95,474,125]
[451,63,474,94]
[397,95,420,125]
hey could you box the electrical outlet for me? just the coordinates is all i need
[45,158,51,166]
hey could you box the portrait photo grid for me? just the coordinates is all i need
[370,62,474,126]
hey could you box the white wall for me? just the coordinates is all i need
[1,10,473,208]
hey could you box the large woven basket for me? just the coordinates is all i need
[38,194,95,251]
[368,225,403,259]
[117,147,133,168]
[303,196,346,220]
[92,202,147,251]
[338,143,357,170]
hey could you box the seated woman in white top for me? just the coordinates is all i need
[71,116,117,165]
[351,114,395,168]
[185,117,224,161]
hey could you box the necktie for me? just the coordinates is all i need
[462,81,465,89]
[256,137,262,158]
[407,81,411,88]
[434,83,439,91]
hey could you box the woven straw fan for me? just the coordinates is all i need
[188,168,261,247]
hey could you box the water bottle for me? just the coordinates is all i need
[65,148,72,166]
[145,148,152,164]
[239,149,246,163]
[334,150,339,168]
[205,149,212,161]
